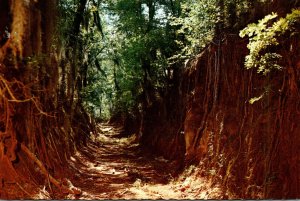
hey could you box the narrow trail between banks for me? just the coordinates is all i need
[59,123,221,199]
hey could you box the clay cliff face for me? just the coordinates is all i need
[183,34,300,198]
[140,16,300,200]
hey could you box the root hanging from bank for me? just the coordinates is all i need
[20,144,81,196]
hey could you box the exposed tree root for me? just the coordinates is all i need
[20,143,81,196]
[16,182,32,197]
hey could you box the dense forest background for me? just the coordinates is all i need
[0,0,299,199]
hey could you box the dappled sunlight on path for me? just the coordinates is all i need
[64,123,221,199]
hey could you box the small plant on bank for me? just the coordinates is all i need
[240,9,300,75]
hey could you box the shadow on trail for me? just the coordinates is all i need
[67,123,178,199]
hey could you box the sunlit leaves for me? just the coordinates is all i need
[170,0,218,58]
[240,9,300,75]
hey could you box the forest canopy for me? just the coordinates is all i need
[57,0,291,120]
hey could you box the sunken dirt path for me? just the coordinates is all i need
[63,123,222,199]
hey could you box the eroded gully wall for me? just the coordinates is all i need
[0,1,93,198]
[140,33,300,198]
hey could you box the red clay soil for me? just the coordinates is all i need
[12,123,220,200]
[59,124,220,199]
[138,31,300,198]
[67,123,174,199]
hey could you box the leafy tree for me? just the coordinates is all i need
[102,0,182,117]
[170,0,219,58]
[58,0,115,119]
[58,0,272,120]
[170,0,266,59]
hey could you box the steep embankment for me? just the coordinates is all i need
[183,35,300,198]
[140,10,300,201]
[0,1,92,198]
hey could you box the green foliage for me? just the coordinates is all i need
[170,0,219,59]
[240,9,300,75]
[80,59,116,119]
[59,0,282,119]
[80,4,117,119]
[59,0,182,119]
[169,0,264,59]
[58,0,77,44]
[58,0,116,119]
[103,0,181,115]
